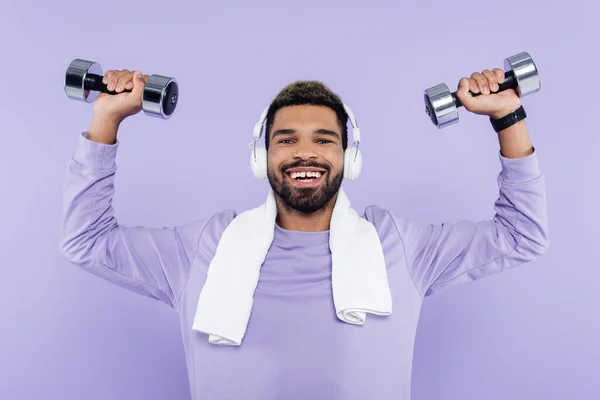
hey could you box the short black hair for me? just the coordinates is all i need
[264,80,348,151]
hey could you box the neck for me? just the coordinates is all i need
[275,195,337,232]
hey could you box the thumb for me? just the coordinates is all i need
[131,71,146,97]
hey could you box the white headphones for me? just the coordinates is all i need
[249,103,362,180]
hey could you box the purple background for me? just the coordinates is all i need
[1,0,598,399]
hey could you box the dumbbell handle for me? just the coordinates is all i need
[451,69,517,108]
[84,73,132,94]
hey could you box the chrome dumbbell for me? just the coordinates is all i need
[424,52,540,128]
[64,59,179,119]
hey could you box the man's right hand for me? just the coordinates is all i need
[95,70,150,122]
[87,69,149,144]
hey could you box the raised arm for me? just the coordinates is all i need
[395,65,549,297]
[59,132,210,307]
[59,68,210,308]
[395,141,548,297]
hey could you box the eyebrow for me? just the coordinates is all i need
[271,128,340,140]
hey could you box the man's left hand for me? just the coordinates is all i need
[455,68,521,120]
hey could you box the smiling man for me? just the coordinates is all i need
[265,92,347,229]
[60,69,549,399]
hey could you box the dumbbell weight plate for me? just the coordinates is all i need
[424,83,459,129]
[504,52,540,97]
[64,59,103,103]
[142,75,179,119]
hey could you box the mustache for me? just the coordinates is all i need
[280,160,330,172]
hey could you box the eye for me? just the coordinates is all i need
[317,139,333,144]
[278,139,294,144]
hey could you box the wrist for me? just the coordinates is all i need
[490,107,516,120]
[88,113,122,144]
[489,105,527,133]
[91,110,123,126]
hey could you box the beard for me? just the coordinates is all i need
[267,160,343,214]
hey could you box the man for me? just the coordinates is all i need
[59,64,548,399]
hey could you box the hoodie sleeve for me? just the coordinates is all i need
[58,132,210,308]
[393,148,549,297]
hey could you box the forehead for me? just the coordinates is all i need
[271,105,339,129]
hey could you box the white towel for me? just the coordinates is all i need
[191,187,392,345]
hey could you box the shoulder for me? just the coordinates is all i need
[199,209,238,246]
[361,205,414,268]
[362,204,401,241]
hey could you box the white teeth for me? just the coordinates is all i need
[290,171,322,179]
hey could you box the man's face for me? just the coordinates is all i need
[267,104,344,214]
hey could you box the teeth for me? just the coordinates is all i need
[290,171,322,179]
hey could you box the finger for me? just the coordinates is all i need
[102,70,113,85]
[456,78,471,96]
[470,72,489,94]
[108,70,124,91]
[107,70,122,91]
[103,70,118,90]
[456,78,476,110]
[481,69,498,92]
[468,78,480,94]
[115,70,133,93]
[493,68,504,84]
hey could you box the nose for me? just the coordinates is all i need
[293,143,318,161]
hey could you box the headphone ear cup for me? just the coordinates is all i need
[250,147,268,180]
[344,147,362,180]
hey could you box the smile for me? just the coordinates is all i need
[285,168,326,188]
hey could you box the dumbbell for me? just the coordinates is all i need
[423,51,540,129]
[64,59,179,119]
